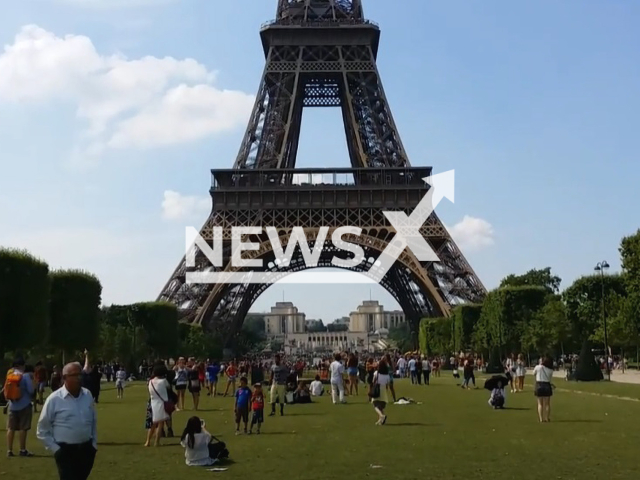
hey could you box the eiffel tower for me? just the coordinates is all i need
[158,0,486,346]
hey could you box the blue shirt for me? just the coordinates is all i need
[8,369,34,412]
[207,365,220,380]
[36,386,97,453]
[235,386,251,408]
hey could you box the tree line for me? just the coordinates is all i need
[0,248,264,382]
[419,229,640,376]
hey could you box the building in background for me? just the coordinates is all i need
[348,300,405,334]
[261,300,405,354]
[264,302,306,338]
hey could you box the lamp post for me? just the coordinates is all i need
[594,261,610,381]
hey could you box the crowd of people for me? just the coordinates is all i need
[2,348,561,477]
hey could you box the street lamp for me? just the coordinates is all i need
[594,260,610,381]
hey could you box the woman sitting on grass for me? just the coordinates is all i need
[180,416,217,467]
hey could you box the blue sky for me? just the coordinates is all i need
[0,0,638,323]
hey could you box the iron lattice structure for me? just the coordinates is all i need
[158,0,486,345]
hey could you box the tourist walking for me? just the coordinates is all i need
[421,356,431,385]
[369,358,391,425]
[146,365,172,446]
[115,366,126,399]
[515,354,526,392]
[346,353,359,395]
[329,353,346,404]
[269,354,288,416]
[408,355,417,384]
[36,362,98,479]
[174,357,189,409]
[533,356,554,422]
[4,357,35,457]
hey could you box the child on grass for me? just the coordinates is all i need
[234,377,252,435]
[249,383,264,434]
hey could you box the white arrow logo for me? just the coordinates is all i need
[367,170,455,283]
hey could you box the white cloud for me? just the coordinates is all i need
[447,215,495,252]
[109,84,255,149]
[162,190,210,220]
[0,25,254,163]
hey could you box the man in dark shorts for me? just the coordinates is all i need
[269,354,288,417]
[5,358,35,457]
[234,377,252,435]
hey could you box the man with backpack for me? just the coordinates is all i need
[4,357,35,457]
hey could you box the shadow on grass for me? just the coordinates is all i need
[99,442,143,447]
[554,419,603,423]
[503,407,531,411]
[258,431,297,435]
[385,422,439,427]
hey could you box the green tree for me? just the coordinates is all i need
[478,286,548,357]
[131,302,179,358]
[243,315,266,338]
[619,230,640,364]
[178,325,222,359]
[620,229,640,296]
[592,294,640,362]
[500,267,561,294]
[452,304,482,353]
[563,274,626,344]
[521,296,570,356]
[49,270,102,360]
[101,303,178,362]
[389,323,413,352]
[419,317,452,356]
[0,249,50,366]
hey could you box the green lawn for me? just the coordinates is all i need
[3,376,640,479]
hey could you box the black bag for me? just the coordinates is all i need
[208,436,229,461]
[167,388,178,404]
[368,372,381,399]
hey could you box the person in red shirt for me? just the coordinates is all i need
[223,362,237,397]
[249,383,264,435]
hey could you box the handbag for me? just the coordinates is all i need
[208,435,229,460]
[150,381,176,415]
[369,372,381,399]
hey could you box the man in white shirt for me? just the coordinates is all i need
[37,362,98,480]
[329,353,346,404]
[397,356,407,378]
[408,357,417,384]
[309,375,324,396]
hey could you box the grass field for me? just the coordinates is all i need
[2,375,640,479]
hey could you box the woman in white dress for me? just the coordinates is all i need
[145,365,171,447]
